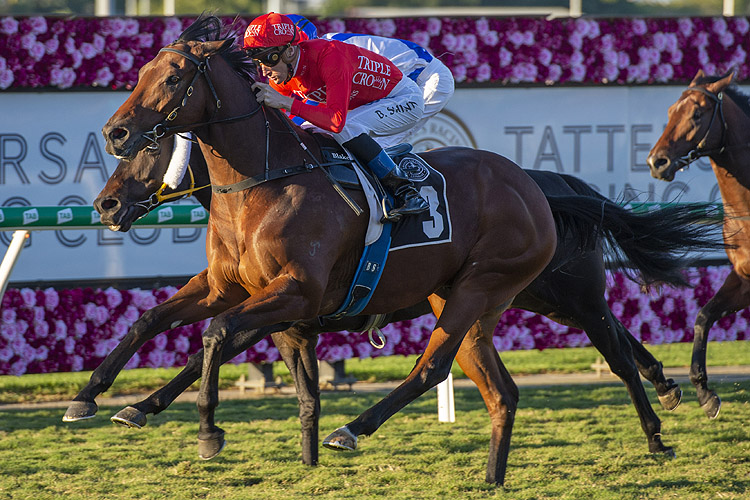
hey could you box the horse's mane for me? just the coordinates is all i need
[177,13,257,81]
[693,73,750,118]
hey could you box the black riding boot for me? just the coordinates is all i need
[343,133,429,222]
[378,164,430,220]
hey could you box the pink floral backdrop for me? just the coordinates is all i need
[0,15,749,90]
[2,16,749,374]
[1,266,747,376]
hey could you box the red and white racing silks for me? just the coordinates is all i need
[270,39,405,134]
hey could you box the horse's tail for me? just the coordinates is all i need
[545,193,726,287]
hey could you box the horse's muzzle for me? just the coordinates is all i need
[646,153,677,182]
[102,124,142,160]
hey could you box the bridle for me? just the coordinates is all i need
[134,158,210,213]
[142,46,264,149]
[673,86,727,169]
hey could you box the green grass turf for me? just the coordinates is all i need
[0,380,747,499]
[2,341,749,404]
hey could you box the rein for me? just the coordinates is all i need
[142,47,264,149]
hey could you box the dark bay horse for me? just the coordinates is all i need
[90,130,716,466]
[648,69,748,419]
[83,17,723,484]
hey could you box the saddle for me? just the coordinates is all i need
[310,134,451,322]
[311,132,412,192]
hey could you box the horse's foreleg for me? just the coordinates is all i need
[196,277,313,460]
[63,270,230,422]
[272,331,320,466]
[692,269,750,419]
[111,324,291,428]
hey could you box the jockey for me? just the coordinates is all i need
[281,16,455,147]
[243,12,429,222]
[319,32,454,144]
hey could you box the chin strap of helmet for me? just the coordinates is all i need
[284,62,295,83]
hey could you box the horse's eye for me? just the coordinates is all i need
[692,110,702,120]
[167,75,180,85]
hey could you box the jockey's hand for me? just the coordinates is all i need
[251,82,294,111]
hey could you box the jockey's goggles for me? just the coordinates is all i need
[245,23,298,68]
[246,46,286,67]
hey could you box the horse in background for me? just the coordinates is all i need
[648,69,748,419]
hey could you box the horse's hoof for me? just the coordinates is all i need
[111,406,147,429]
[649,442,676,458]
[322,426,358,451]
[658,385,682,411]
[198,431,226,460]
[62,401,98,422]
[701,393,721,419]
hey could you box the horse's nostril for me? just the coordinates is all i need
[97,197,120,212]
[110,128,128,141]
[647,155,669,170]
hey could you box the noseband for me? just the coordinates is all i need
[674,86,727,169]
[134,162,210,214]
[142,46,263,149]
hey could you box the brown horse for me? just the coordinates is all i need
[91,130,722,467]
[648,69,747,419]
[98,16,559,485]
[82,17,722,484]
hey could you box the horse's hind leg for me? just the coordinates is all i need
[453,311,517,485]
[63,270,240,422]
[272,331,321,466]
[323,291,517,485]
[692,269,750,418]
[577,298,673,456]
[618,317,681,411]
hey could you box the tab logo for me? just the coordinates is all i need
[22,208,39,225]
[57,208,73,225]
[91,211,101,224]
[158,207,174,223]
[191,207,207,223]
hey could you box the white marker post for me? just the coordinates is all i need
[437,373,455,423]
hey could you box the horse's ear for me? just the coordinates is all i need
[690,69,706,85]
[706,68,735,94]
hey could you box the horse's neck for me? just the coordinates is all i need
[193,73,268,186]
[195,68,316,189]
[193,74,324,219]
[711,102,750,212]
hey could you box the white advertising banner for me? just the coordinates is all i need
[0,91,209,283]
[411,85,720,204]
[0,86,721,282]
